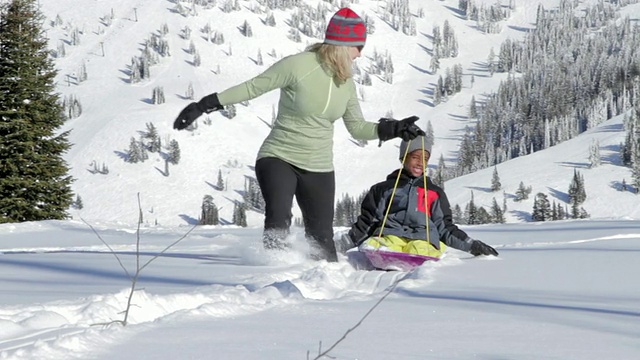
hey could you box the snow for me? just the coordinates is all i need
[1,220,639,359]
[2,0,640,359]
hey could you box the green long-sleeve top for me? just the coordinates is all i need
[216,51,379,172]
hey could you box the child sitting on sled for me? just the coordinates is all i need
[343,136,499,259]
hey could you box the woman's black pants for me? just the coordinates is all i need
[255,157,337,262]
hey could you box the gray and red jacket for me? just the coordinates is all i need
[348,169,473,253]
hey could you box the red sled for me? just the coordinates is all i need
[362,249,440,271]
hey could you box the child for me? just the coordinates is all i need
[344,136,499,258]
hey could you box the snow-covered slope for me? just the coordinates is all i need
[37,0,640,226]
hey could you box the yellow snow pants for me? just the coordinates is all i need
[364,235,446,258]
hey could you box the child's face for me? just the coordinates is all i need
[403,150,430,177]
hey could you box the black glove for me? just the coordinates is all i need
[377,116,425,142]
[173,93,224,130]
[469,240,499,256]
[335,232,356,254]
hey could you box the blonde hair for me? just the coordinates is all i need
[306,43,353,83]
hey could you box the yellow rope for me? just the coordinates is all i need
[377,140,411,238]
[421,136,431,245]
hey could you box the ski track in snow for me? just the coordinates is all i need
[0,251,459,359]
[496,233,640,249]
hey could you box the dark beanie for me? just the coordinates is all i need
[399,136,432,160]
[324,8,367,47]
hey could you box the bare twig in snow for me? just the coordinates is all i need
[88,193,197,326]
[312,271,414,359]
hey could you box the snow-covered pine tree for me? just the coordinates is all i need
[243,177,265,211]
[490,197,505,223]
[200,195,219,225]
[56,40,66,58]
[70,27,81,46]
[152,86,165,104]
[186,82,195,100]
[126,137,142,163]
[532,192,551,221]
[588,139,601,168]
[515,181,532,201]
[475,206,491,224]
[144,122,161,152]
[216,169,224,190]
[430,52,440,74]
[469,96,478,118]
[241,20,252,37]
[167,139,181,165]
[72,195,83,210]
[433,76,443,105]
[487,47,496,75]
[425,120,434,148]
[0,0,75,222]
[77,61,88,83]
[464,192,477,224]
[181,25,192,40]
[361,71,372,86]
[232,201,247,227]
[256,48,263,66]
[64,94,83,119]
[452,204,464,224]
[568,169,587,218]
[433,155,447,187]
[265,12,276,26]
[193,50,201,67]
[491,166,501,192]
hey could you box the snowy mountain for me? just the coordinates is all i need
[35,0,640,227]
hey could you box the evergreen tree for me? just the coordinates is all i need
[256,48,263,66]
[464,192,477,224]
[0,0,74,223]
[425,120,435,149]
[515,181,532,201]
[491,166,501,192]
[265,12,276,26]
[588,139,601,168]
[452,204,464,224]
[241,20,252,37]
[430,53,440,74]
[72,194,83,210]
[476,206,491,224]
[126,137,142,163]
[185,82,194,100]
[152,86,165,104]
[469,96,478,118]
[532,192,551,221]
[200,195,219,225]
[144,122,161,152]
[434,154,447,187]
[232,201,247,227]
[568,169,587,215]
[243,177,265,211]
[167,139,181,165]
[216,169,224,190]
[557,202,565,219]
[490,197,505,223]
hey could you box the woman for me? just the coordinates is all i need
[174,8,424,262]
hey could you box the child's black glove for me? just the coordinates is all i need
[377,116,425,142]
[469,240,499,256]
[173,93,224,130]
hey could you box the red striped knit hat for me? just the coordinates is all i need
[324,8,367,47]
